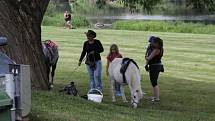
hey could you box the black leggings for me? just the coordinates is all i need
[149,70,160,87]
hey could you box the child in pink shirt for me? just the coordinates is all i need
[106,44,122,96]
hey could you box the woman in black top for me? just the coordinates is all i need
[145,36,164,102]
[79,30,104,92]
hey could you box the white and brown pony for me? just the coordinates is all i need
[42,40,59,89]
[108,58,143,108]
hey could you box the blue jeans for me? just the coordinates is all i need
[115,82,121,94]
[86,60,102,91]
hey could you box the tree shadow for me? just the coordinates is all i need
[48,71,215,114]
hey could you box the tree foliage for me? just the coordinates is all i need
[186,0,215,12]
[112,0,215,13]
[121,0,161,13]
[96,0,107,9]
[49,0,71,12]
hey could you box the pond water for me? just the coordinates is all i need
[87,14,215,24]
[75,1,215,25]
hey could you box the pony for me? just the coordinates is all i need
[108,58,143,108]
[42,40,59,89]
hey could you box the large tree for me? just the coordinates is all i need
[0,0,50,89]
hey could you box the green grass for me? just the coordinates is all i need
[30,26,215,121]
[113,20,215,35]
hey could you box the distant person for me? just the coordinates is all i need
[106,44,122,96]
[145,36,164,102]
[64,11,72,29]
[78,30,104,92]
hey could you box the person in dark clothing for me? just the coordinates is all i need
[145,36,164,102]
[79,30,104,92]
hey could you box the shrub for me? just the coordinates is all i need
[42,13,64,27]
[72,16,90,28]
[112,20,215,34]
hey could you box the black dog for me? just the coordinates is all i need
[59,81,78,96]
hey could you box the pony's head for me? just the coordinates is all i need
[130,65,143,108]
[131,86,143,108]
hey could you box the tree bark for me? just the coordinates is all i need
[0,0,50,89]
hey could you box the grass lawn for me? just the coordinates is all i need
[30,26,215,121]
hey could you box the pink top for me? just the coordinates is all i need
[107,53,122,62]
[64,11,68,18]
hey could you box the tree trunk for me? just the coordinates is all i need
[0,0,50,89]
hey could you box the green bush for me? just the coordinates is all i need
[42,13,64,27]
[42,13,90,28]
[72,16,90,28]
[113,20,215,34]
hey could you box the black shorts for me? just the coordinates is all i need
[65,18,71,22]
[149,70,160,87]
[149,64,164,87]
[149,64,164,72]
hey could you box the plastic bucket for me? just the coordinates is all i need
[87,89,103,103]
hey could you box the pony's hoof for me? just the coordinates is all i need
[48,84,54,90]
[131,102,137,108]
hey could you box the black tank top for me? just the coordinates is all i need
[148,47,163,65]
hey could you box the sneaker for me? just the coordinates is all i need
[151,97,160,102]
[149,96,155,100]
